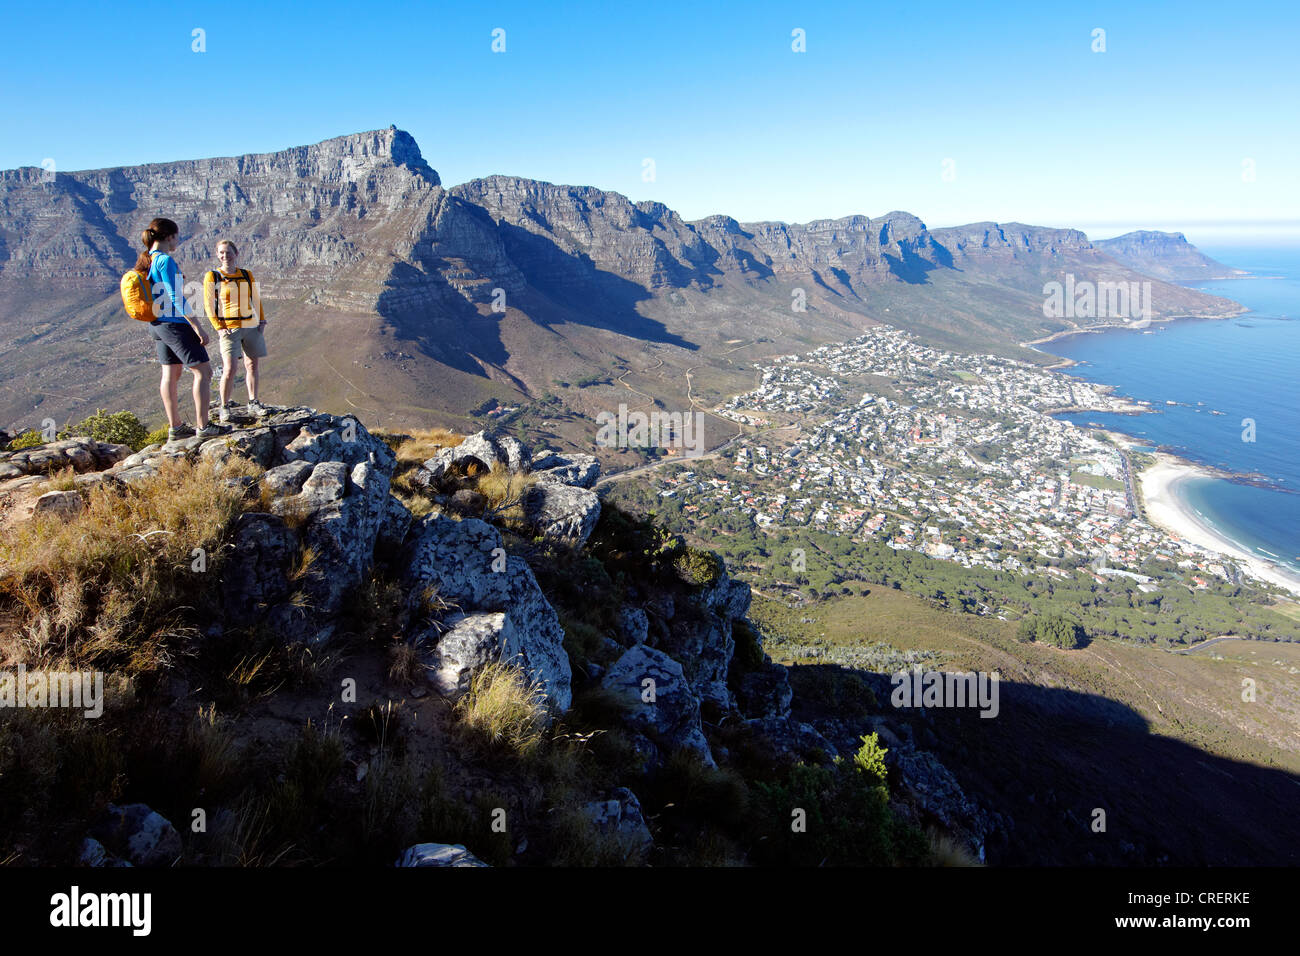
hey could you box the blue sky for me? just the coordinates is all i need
[4,0,1298,243]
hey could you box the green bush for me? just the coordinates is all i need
[58,410,151,451]
[674,547,722,588]
[750,754,919,866]
[5,429,45,451]
[853,732,889,783]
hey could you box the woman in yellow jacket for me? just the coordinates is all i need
[204,240,269,422]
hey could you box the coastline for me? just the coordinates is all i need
[1020,307,1248,367]
[1136,452,1300,598]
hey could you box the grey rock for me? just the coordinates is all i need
[32,490,83,520]
[420,430,530,483]
[658,613,735,711]
[520,482,600,547]
[422,611,527,700]
[90,803,182,868]
[402,515,571,711]
[582,787,653,862]
[225,513,298,620]
[295,459,391,622]
[225,427,276,467]
[531,453,601,488]
[298,460,349,507]
[395,843,489,867]
[113,463,161,485]
[600,644,713,766]
[736,660,793,722]
[376,493,413,553]
[262,460,315,496]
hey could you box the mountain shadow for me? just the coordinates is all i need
[788,664,1300,866]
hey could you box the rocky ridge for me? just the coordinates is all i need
[5,406,994,864]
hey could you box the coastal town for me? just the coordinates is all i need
[643,326,1256,599]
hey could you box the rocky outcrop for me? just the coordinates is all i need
[402,515,572,711]
[0,438,130,479]
[601,644,715,767]
[529,451,600,489]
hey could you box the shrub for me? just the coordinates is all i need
[852,732,889,784]
[58,409,150,451]
[6,429,45,450]
[674,546,722,588]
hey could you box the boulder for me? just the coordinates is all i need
[376,494,413,554]
[581,787,653,862]
[402,515,571,711]
[89,803,182,867]
[419,430,530,483]
[395,843,489,867]
[298,460,349,508]
[31,490,83,520]
[531,452,601,488]
[520,482,600,547]
[262,460,314,496]
[600,644,714,766]
[295,459,392,620]
[421,611,534,699]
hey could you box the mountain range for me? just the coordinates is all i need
[0,128,1243,446]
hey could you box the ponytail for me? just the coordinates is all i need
[133,217,178,275]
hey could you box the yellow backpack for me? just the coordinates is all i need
[120,269,154,321]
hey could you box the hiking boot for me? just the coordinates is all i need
[167,423,195,441]
[247,399,269,417]
[218,402,233,424]
[196,422,231,439]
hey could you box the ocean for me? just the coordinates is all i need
[1047,246,1300,576]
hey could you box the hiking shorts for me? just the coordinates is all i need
[149,321,209,367]
[218,325,268,362]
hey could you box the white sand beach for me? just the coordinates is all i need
[1138,454,1300,598]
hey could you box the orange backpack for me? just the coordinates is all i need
[120,269,154,321]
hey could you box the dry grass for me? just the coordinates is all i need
[388,641,422,684]
[0,455,259,675]
[392,427,465,468]
[926,828,983,866]
[35,465,79,494]
[475,462,536,523]
[453,661,549,758]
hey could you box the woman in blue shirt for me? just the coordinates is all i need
[132,218,229,440]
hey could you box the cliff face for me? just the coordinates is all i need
[1093,230,1242,281]
[0,128,1245,430]
[0,128,514,313]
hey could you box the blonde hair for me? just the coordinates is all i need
[216,240,239,256]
